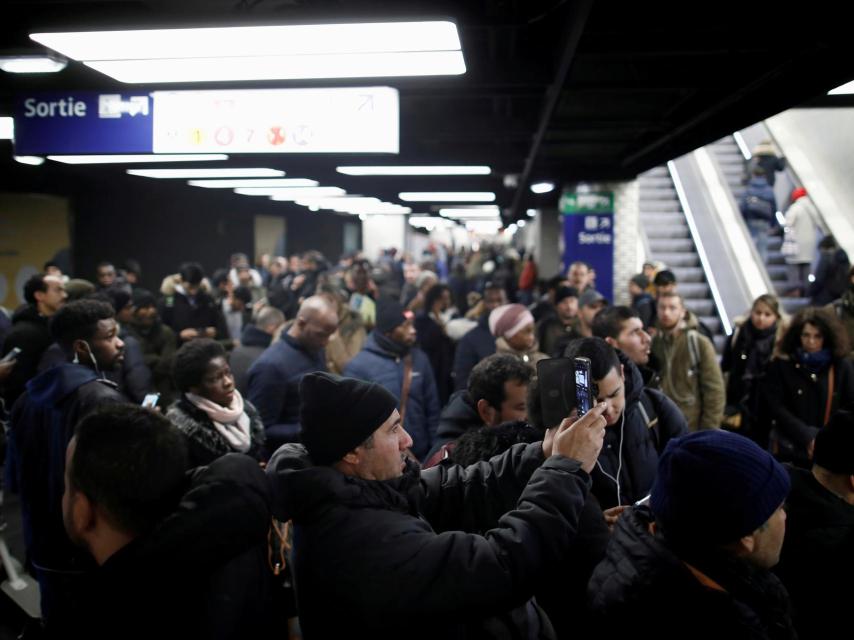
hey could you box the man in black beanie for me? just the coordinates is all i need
[343,298,440,460]
[267,371,608,638]
[589,430,795,639]
[776,410,854,640]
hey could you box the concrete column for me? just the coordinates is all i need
[361,214,406,261]
[611,180,640,306]
[534,207,562,278]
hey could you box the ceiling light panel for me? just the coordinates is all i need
[337,165,490,176]
[14,155,45,165]
[47,154,228,164]
[399,192,496,202]
[0,116,13,139]
[188,178,317,188]
[265,187,347,200]
[128,168,284,179]
[85,52,465,84]
[32,22,462,60]
[31,22,465,83]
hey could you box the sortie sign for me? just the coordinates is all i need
[560,190,615,302]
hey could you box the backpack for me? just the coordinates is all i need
[741,195,775,224]
[637,387,667,452]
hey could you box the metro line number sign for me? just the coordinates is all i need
[13,87,399,155]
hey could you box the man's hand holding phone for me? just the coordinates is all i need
[551,402,607,473]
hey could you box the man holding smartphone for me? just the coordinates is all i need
[268,372,607,638]
[563,338,688,521]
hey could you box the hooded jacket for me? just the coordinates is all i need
[588,506,796,640]
[652,311,725,430]
[50,454,275,640]
[591,355,688,509]
[159,286,229,345]
[343,332,440,460]
[7,364,127,571]
[125,318,178,405]
[2,304,53,408]
[267,442,590,639]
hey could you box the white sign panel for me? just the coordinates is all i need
[152,87,398,153]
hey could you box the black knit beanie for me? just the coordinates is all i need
[375,298,410,335]
[299,372,398,465]
[650,430,790,545]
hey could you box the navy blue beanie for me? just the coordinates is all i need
[650,430,790,545]
[299,372,398,465]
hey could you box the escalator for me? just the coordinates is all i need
[639,166,725,351]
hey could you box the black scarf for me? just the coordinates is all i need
[738,321,777,379]
[373,331,411,358]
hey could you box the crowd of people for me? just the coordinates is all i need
[0,243,852,639]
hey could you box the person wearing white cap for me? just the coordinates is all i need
[489,303,547,366]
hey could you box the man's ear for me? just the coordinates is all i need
[733,532,756,557]
[605,336,619,351]
[620,363,625,381]
[71,491,97,538]
[340,448,361,466]
[476,398,496,426]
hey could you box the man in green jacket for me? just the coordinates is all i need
[651,292,724,430]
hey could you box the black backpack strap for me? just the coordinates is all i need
[638,389,660,449]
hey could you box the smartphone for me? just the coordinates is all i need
[141,393,160,408]
[574,357,593,417]
[634,494,651,507]
[0,347,22,364]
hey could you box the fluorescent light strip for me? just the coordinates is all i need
[48,154,228,164]
[828,80,854,95]
[85,51,464,84]
[439,207,499,215]
[441,212,500,219]
[0,56,67,73]
[0,116,13,140]
[399,192,496,202]
[188,178,317,188]
[337,165,490,176]
[233,187,345,198]
[14,156,45,166]
[31,22,462,60]
[128,168,284,179]
[530,181,555,194]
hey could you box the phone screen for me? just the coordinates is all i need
[141,393,160,408]
[574,357,592,416]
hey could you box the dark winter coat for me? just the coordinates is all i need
[247,332,326,451]
[740,176,778,224]
[267,442,591,639]
[721,320,778,443]
[343,333,440,460]
[589,506,797,640]
[810,247,851,306]
[159,289,229,345]
[7,364,127,572]
[125,319,178,406]
[228,324,272,396]
[632,292,656,329]
[425,389,484,463]
[166,395,266,467]
[49,454,276,640]
[1,304,53,409]
[762,356,854,465]
[591,355,688,509]
[775,466,854,640]
[415,312,456,406]
[536,316,582,358]
[452,314,496,391]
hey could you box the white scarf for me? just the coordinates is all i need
[186,390,252,453]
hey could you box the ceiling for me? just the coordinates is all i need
[2,0,853,223]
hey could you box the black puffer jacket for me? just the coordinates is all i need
[267,442,590,639]
[591,354,688,509]
[50,454,276,640]
[589,507,797,640]
[775,466,854,640]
